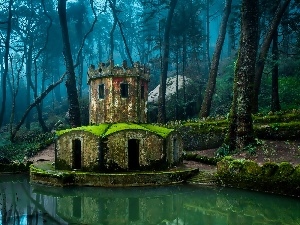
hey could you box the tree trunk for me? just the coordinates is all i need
[109,0,117,61]
[271,29,280,112]
[58,0,81,127]
[0,0,13,128]
[182,34,187,118]
[25,37,33,130]
[157,0,178,123]
[108,0,134,66]
[175,39,179,120]
[227,15,236,56]
[206,0,211,71]
[227,0,259,152]
[199,0,232,118]
[252,0,291,113]
[281,5,289,56]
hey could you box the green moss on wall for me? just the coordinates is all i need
[216,158,300,196]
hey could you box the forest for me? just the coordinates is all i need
[0,0,300,160]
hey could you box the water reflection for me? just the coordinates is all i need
[1,174,300,225]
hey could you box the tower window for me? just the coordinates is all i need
[120,83,128,98]
[141,85,144,99]
[98,84,104,99]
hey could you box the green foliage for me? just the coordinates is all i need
[215,144,231,157]
[0,161,32,173]
[0,132,55,163]
[211,55,300,116]
[259,74,300,113]
[211,58,235,116]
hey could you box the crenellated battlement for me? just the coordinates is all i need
[87,59,149,124]
[88,60,150,84]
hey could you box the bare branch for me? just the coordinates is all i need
[10,73,67,141]
[108,0,134,66]
[74,0,98,68]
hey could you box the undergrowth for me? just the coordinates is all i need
[0,132,55,163]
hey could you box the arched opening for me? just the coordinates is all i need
[128,139,139,170]
[173,138,179,162]
[72,139,82,169]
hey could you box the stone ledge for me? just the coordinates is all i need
[30,165,198,187]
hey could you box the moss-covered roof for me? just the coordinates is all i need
[56,123,174,138]
[56,124,110,136]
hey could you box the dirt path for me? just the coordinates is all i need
[28,144,55,163]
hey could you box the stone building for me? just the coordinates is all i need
[55,61,183,172]
[88,61,149,124]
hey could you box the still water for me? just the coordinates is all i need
[0,174,300,225]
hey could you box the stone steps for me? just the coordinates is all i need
[187,171,217,185]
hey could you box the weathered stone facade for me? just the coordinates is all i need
[56,130,100,171]
[88,61,149,124]
[55,124,182,172]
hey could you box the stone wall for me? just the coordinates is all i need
[88,62,149,124]
[165,132,183,166]
[104,130,165,170]
[55,130,100,171]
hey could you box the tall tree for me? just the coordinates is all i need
[199,0,232,118]
[58,0,81,127]
[157,0,178,123]
[0,0,13,128]
[227,0,259,151]
[109,0,117,61]
[271,28,280,112]
[252,0,291,113]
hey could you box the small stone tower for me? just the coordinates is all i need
[87,60,150,124]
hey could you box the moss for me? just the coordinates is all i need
[253,112,300,124]
[292,165,300,184]
[55,159,71,170]
[243,160,261,176]
[254,121,300,140]
[0,162,31,173]
[56,124,110,136]
[182,121,227,134]
[104,123,148,136]
[261,162,279,177]
[56,123,174,139]
[140,124,174,138]
[216,158,300,196]
[275,162,294,178]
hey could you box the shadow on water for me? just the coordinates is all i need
[0,174,300,225]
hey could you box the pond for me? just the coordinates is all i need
[1,174,300,225]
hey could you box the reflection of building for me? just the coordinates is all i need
[55,188,180,225]
[55,62,182,172]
